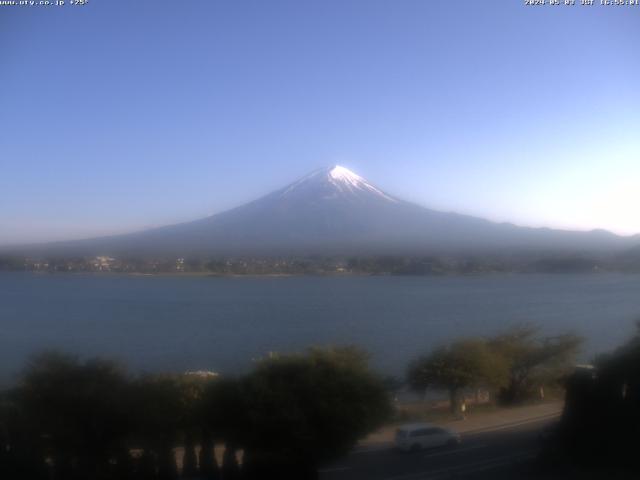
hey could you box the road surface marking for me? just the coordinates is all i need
[355,409,561,454]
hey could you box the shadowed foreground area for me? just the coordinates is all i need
[0,347,391,480]
[539,323,640,478]
[4,323,636,479]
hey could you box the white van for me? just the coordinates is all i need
[394,423,461,452]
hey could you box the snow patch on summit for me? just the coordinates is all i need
[328,165,364,186]
[327,166,397,202]
[280,165,397,202]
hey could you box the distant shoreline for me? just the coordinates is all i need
[5,270,638,279]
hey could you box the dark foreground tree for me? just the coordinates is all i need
[236,347,391,479]
[0,391,49,480]
[14,352,132,479]
[407,339,508,412]
[221,443,241,480]
[544,324,640,475]
[198,428,220,480]
[130,375,182,480]
[201,377,250,479]
[175,373,217,478]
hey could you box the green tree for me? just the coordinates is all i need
[229,347,391,479]
[407,339,509,412]
[488,326,582,403]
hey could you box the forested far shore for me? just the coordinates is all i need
[2,252,640,275]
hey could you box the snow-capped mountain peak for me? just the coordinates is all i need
[280,165,397,202]
[328,165,363,185]
[327,165,397,201]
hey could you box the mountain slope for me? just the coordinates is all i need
[16,166,640,257]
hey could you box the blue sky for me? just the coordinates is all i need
[2,0,639,245]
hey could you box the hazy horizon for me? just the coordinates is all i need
[2,1,640,245]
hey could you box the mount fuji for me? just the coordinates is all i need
[20,166,639,257]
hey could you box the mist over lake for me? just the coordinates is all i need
[2,272,640,386]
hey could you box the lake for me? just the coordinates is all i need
[1,272,640,386]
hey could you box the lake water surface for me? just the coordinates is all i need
[1,272,640,385]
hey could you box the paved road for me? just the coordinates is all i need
[358,402,562,448]
[319,416,559,480]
